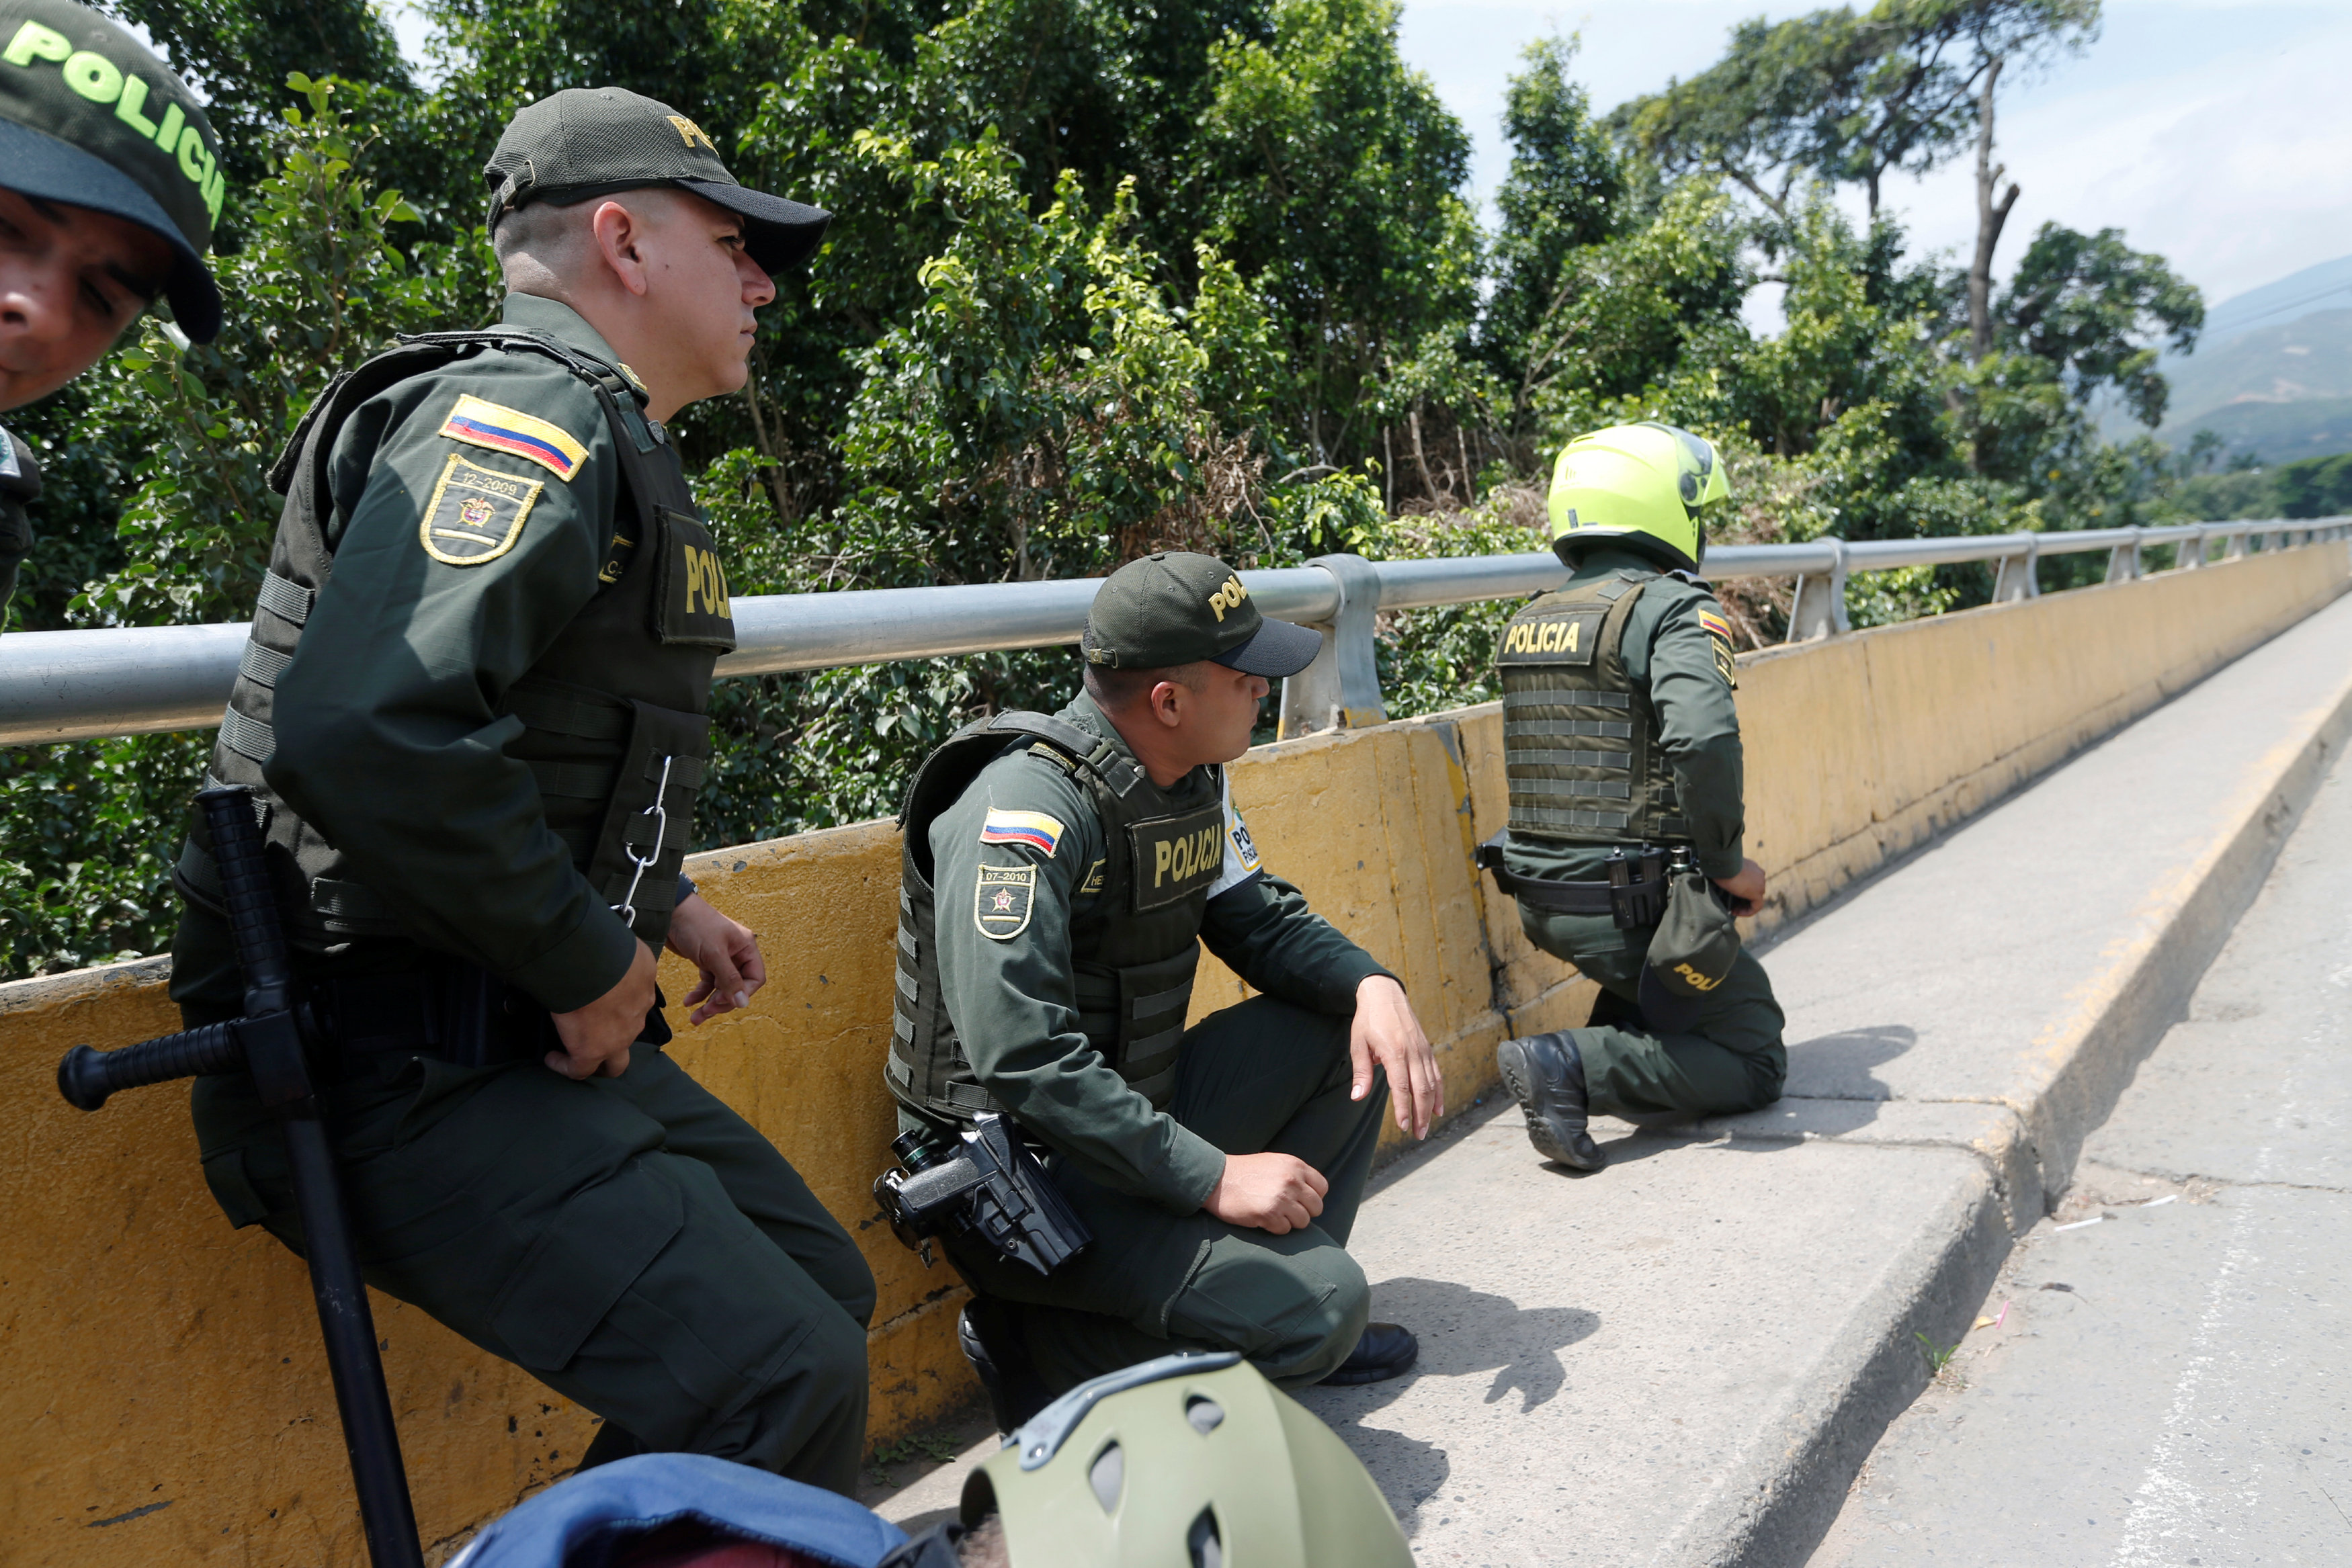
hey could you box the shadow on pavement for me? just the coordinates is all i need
[1782,1023,1916,1101]
[1295,1276,1601,1529]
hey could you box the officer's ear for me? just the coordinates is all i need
[590,198,657,298]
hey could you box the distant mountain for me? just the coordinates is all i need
[2159,307,2352,431]
[2131,257,2352,462]
[2193,255,2352,351]
[2172,395,2352,467]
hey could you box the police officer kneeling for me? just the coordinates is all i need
[170,90,875,1491]
[1486,424,1787,1170]
[888,552,1445,1426]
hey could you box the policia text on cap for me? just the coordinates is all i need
[165,88,876,1493]
[1484,423,1788,1172]
[2,0,233,617]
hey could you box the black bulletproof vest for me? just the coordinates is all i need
[175,329,737,957]
[1498,567,1692,844]
[887,711,1227,1127]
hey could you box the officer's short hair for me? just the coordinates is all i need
[491,195,591,286]
[1084,660,1211,709]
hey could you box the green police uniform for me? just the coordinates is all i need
[896,691,1393,1393]
[1498,544,1787,1118]
[171,90,873,1494]
[0,425,32,615]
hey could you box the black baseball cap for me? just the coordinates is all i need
[1082,552,1325,679]
[485,87,831,275]
[0,0,226,341]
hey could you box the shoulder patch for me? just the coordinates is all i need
[980,808,1066,857]
[1697,606,1738,687]
[439,394,589,481]
[1025,740,1077,773]
[974,865,1036,941]
[420,453,542,566]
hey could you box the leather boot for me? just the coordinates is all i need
[1322,1321,1419,1385]
[1496,1031,1605,1170]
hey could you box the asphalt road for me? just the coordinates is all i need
[1809,740,2352,1567]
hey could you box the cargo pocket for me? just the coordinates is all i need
[490,1160,685,1371]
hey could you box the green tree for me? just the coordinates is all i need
[1192,0,1480,475]
[1482,36,1625,421]
[1994,222,2201,425]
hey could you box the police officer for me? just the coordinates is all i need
[1485,423,1786,1170]
[1,0,227,616]
[888,552,1443,1426]
[171,89,876,1493]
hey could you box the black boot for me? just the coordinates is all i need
[1322,1321,1419,1386]
[1497,1031,1605,1170]
[958,1297,1053,1435]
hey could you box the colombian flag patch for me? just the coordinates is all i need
[438,395,589,481]
[1697,609,1733,641]
[980,809,1066,856]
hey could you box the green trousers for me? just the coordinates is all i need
[1517,904,1787,1119]
[190,1043,876,1495]
[947,994,1388,1395]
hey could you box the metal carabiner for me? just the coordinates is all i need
[610,754,675,927]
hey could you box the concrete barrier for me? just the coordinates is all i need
[5,541,2343,1565]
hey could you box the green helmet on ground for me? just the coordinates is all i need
[1546,421,1731,574]
[955,1351,1413,1568]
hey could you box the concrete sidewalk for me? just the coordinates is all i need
[870,593,2352,1565]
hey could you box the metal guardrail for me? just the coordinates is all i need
[1,518,2345,747]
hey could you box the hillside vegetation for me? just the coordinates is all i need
[0,0,2238,976]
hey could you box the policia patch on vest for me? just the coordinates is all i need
[1130,803,1227,912]
[974,864,1036,940]
[420,453,543,565]
[1500,607,1605,666]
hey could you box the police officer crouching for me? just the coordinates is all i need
[886,552,1445,1428]
[169,89,877,1491]
[1484,424,1787,1170]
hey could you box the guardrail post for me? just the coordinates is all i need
[2175,525,2206,570]
[2105,529,2143,584]
[2224,527,2249,560]
[1783,538,1850,642]
[1990,533,2040,601]
[1276,553,1387,738]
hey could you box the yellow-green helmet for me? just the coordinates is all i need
[952,1352,1411,1568]
[1546,421,1730,573]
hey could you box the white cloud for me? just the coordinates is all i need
[1398,0,2352,312]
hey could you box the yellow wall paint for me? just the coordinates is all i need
[1,542,2341,1565]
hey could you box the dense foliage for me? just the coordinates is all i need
[1,0,2246,976]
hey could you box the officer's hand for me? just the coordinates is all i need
[1204,1152,1328,1235]
[667,893,767,1025]
[1350,975,1443,1140]
[549,939,658,1079]
[1713,858,1767,918]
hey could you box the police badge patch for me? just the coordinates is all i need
[974,864,1037,941]
[420,453,543,566]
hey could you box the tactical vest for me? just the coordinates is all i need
[888,711,1227,1128]
[174,329,737,957]
[1498,568,1692,844]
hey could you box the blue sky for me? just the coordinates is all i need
[1397,0,2352,314]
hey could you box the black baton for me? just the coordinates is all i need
[56,787,424,1568]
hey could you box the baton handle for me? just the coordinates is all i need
[198,786,294,1016]
[56,1021,245,1112]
